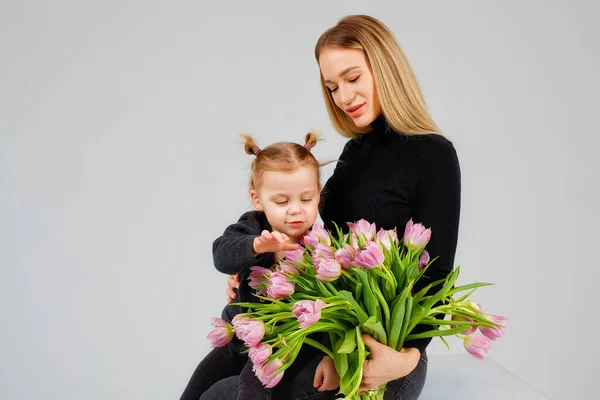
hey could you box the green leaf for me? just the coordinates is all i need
[401,301,426,344]
[447,282,494,296]
[315,280,334,297]
[387,291,407,350]
[412,278,446,303]
[338,352,357,396]
[405,325,472,340]
[337,328,357,354]
[336,291,370,325]
[398,296,413,349]
[354,268,381,322]
[421,267,461,311]
[455,287,478,303]
[439,335,450,351]
[341,327,366,399]
[363,317,387,346]
[370,273,391,331]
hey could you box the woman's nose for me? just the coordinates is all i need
[340,86,355,105]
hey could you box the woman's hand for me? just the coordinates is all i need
[313,356,340,392]
[359,334,421,391]
[226,273,240,304]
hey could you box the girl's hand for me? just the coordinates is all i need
[253,230,300,255]
[313,356,340,392]
[226,273,240,304]
[359,334,420,391]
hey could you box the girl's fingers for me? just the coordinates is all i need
[271,231,285,244]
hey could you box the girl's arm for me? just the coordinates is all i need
[212,211,271,274]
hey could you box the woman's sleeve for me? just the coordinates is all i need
[403,138,462,354]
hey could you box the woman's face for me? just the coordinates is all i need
[319,47,382,128]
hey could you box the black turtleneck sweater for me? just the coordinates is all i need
[320,115,461,354]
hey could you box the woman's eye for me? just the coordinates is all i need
[328,87,338,93]
[349,76,360,83]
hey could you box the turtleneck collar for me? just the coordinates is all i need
[369,113,390,133]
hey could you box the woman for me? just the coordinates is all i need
[220,14,461,400]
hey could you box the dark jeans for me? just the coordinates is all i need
[181,338,296,400]
[179,343,249,400]
[192,346,428,400]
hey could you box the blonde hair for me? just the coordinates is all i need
[314,14,441,138]
[241,131,322,191]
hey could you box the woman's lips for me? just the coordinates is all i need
[345,103,365,117]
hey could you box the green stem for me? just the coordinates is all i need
[260,312,294,326]
[303,337,334,359]
[379,265,397,291]
[325,282,339,295]
[341,269,358,284]
[372,283,390,331]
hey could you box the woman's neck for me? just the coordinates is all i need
[369,113,390,133]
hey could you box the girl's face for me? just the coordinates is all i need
[250,166,320,242]
[319,47,382,128]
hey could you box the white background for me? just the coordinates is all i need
[1,1,598,399]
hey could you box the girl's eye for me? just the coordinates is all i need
[349,76,360,83]
[301,198,313,203]
[328,87,338,93]
[275,200,288,205]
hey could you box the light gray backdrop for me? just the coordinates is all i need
[1,1,598,399]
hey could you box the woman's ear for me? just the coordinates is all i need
[250,189,263,211]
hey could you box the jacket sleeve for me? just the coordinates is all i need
[212,211,272,274]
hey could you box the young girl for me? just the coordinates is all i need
[180,132,339,400]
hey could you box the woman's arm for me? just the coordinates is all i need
[361,138,461,387]
[405,137,462,353]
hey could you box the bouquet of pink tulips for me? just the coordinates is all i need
[207,219,506,399]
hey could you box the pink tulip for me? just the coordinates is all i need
[301,231,318,248]
[314,243,335,261]
[279,263,299,276]
[232,315,265,347]
[314,258,342,282]
[451,302,482,335]
[313,224,331,245]
[418,250,430,271]
[255,358,284,388]
[462,333,492,360]
[451,314,477,335]
[302,224,331,248]
[354,242,384,269]
[248,266,271,297]
[343,232,359,247]
[403,219,432,250]
[480,314,507,340]
[292,299,326,328]
[207,317,234,347]
[347,219,376,241]
[266,272,295,299]
[376,228,398,250]
[248,343,272,366]
[285,248,305,263]
[335,243,358,270]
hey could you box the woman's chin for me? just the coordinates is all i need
[351,113,376,128]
